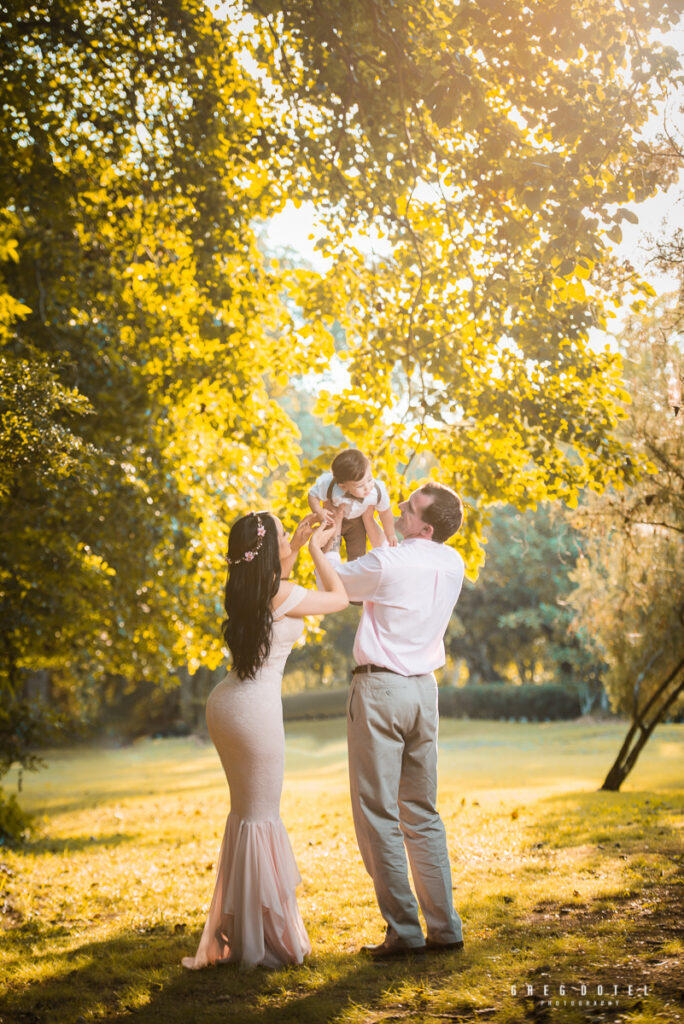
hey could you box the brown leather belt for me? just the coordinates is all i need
[352,663,406,677]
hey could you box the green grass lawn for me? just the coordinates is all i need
[1,720,683,1024]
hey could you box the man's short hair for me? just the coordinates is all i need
[331,448,370,484]
[419,483,464,542]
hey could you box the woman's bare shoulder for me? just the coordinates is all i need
[271,579,296,612]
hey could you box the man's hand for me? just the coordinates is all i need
[317,497,335,524]
[314,503,343,554]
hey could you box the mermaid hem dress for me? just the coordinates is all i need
[182,585,311,969]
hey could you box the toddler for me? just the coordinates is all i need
[308,448,397,560]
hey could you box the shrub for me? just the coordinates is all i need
[438,683,582,721]
[0,788,32,845]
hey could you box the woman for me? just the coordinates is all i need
[182,510,347,970]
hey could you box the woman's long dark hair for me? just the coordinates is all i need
[222,512,280,680]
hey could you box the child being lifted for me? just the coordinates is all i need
[308,448,397,561]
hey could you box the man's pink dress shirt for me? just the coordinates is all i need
[326,537,465,675]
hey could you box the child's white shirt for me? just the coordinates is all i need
[309,471,391,520]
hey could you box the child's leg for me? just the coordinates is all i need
[342,516,367,561]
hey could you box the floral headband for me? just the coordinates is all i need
[226,513,266,566]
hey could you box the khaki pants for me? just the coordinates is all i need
[347,671,463,946]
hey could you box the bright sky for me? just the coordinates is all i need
[265,204,328,271]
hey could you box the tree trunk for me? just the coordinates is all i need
[600,656,684,791]
[23,669,50,702]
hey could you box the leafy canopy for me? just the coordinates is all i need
[254,0,681,569]
[0,0,681,715]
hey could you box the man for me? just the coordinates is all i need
[324,482,466,959]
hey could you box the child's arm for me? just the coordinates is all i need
[309,491,335,525]
[378,506,398,546]
[362,506,387,548]
[308,491,325,521]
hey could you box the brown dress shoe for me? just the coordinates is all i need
[361,939,427,960]
[425,938,464,953]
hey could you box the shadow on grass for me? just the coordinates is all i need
[23,833,137,856]
[29,777,224,819]
[523,790,683,851]
[5,888,681,1024]
[9,912,675,1024]
[5,789,683,1024]
[1,928,471,1024]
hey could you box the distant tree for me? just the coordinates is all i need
[569,288,684,790]
[277,386,344,463]
[448,503,605,707]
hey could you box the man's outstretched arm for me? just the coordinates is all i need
[316,543,384,604]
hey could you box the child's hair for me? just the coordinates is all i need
[331,448,370,484]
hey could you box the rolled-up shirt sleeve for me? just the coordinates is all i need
[318,550,384,603]
[308,472,332,502]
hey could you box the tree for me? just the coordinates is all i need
[254,0,682,575]
[2,0,682,829]
[569,288,684,790]
[448,503,605,706]
[0,0,322,830]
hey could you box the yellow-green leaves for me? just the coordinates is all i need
[2,0,680,715]
[249,0,679,576]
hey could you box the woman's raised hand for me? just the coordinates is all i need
[289,513,317,551]
[309,518,338,552]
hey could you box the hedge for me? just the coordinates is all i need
[437,683,581,721]
[282,682,582,722]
